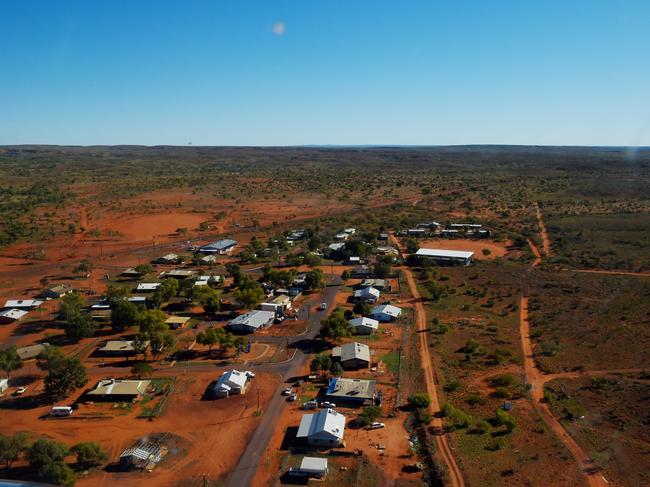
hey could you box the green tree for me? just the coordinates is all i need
[305,268,325,291]
[357,405,382,427]
[131,362,154,378]
[374,261,391,279]
[233,281,265,309]
[136,309,167,335]
[353,300,371,316]
[408,393,431,409]
[225,263,243,286]
[0,347,23,379]
[71,442,107,470]
[330,361,343,377]
[105,284,130,305]
[110,300,139,330]
[38,461,76,487]
[26,438,69,469]
[194,286,221,315]
[0,432,29,469]
[134,263,154,275]
[37,347,87,399]
[65,313,98,341]
[197,328,220,353]
[320,308,352,338]
[58,292,85,321]
[74,259,93,275]
[310,353,332,374]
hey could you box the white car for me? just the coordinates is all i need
[320,401,336,408]
[368,422,385,429]
[14,386,28,395]
[319,302,327,310]
[287,394,298,402]
[281,387,293,396]
[245,371,256,378]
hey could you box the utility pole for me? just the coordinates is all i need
[257,387,262,414]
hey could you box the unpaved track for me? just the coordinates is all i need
[569,269,650,278]
[534,202,551,255]
[521,238,609,487]
[402,268,465,487]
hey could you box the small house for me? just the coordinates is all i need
[40,284,73,299]
[260,294,292,313]
[156,253,181,264]
[352,286,380,304]
[0,308,28,324]
[16,343,49,361]
[121,268,143,278]
[210,369,253,398]
[332,342,370,369]
[162,269,195,279]
[326,377,376,404]
[296,408,346,447]
[359,278,390,291]
[348,317,379,334]
[97,340,147,356]
[165,316,191,329]
[370,304,402,322]
[350,265,372,278]
[135,283,161,293]
[86,379,151,402]
[289,457,328,479]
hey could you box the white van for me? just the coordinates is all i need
[50,406,73,417]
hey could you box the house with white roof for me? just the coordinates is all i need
[0,308,29,324]
[229,310,275,334]
[156,253,181,264]
[135,283,161,292]
[352,286,380,304]
[210,369,253,398]
[3,299,43,310]
[415,248,474,266]
[296,408,346,447]
[370,304,402,322]
[328,242,345,252]
[348,317,379,334]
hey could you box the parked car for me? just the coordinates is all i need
[293,379,303,387]
[14,386,28,395]
[301,400,318,410]
[281,387,293,396]
[368,422,385,430]
[287,393,298,402]
[320,401,336,408]
[319,302,327,310]
[245,371,256,378]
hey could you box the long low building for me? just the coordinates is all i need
[415,248,474,266]
[229,310,275,333]
[0,308,29,324]
[87,379,151,401]
[199,239,237,254]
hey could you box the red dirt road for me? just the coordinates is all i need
[534,202,551,256]
[401,268,466,487]
[521,239,609,487]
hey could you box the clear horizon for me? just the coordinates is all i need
[2,1,650,146]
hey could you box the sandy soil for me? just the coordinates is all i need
[2,369,280,487]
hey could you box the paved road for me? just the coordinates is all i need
[225,277,340,487]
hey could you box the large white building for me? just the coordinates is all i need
[415,248,474,266]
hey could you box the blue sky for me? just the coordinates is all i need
[1,1,649,146]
